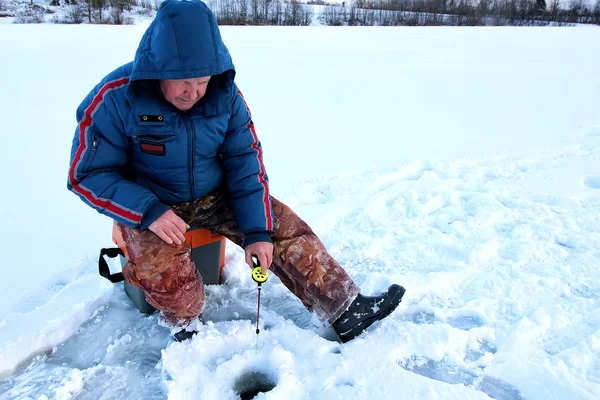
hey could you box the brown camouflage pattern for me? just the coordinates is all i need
[118,189,359,328]
[118,227,204,328]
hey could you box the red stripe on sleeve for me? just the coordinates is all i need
[237,88,272,230]
[69,77,129,186]
[73,185,142,224]
[248,122,273,231]
[237,89,252,118]
[68,77,141,224]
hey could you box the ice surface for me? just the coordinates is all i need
[1,24,599,400]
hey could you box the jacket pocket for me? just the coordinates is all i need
[81,130,100,172]
[133,133,175,156]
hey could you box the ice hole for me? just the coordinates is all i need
[233,370,278,400]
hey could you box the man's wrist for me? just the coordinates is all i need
[140,202,172,230]
[243,232,273,248]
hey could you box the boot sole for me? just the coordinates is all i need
[338,284,406,343]
[173,330,198,342]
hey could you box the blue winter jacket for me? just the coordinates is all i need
[67,0,274,246]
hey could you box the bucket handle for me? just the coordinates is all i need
[98,247,125,283]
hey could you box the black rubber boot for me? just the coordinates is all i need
[172,315,204,342]
[332,284,405,343]
[173,329,197,342]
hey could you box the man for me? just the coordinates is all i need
[68,0,405,343]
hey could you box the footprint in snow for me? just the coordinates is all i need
[582,125,600,137]
[583,176,600,190]
[446,315,486,331]
[570,284,600,300]
[398,353,523,400]
[402,310,436,325]
[465,339,498,362]
[403,309,486,331]
[399,310,520,399]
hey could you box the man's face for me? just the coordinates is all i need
[159,76,211,111]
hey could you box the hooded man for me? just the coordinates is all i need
[68,0,405,342]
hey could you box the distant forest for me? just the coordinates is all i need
[208,0,600,26]
[5,0,600,26]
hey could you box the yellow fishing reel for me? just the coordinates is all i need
[252,266,269,284]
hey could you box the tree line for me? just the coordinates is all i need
[11,0,156,24]
[8,0,600,25]
[208,0,599,26]
[206,0,313,25]
[319,0,600,26]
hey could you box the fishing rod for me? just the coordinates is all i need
[251,261,269,354]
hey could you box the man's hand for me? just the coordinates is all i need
[148,210,189,245]
[245,242,274,273]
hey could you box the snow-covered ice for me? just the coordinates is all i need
[0,25,599,399]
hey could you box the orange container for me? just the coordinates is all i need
[184,228,226,274]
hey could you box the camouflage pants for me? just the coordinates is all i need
[117,189,359,328]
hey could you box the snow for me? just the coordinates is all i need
[1,24,600,399]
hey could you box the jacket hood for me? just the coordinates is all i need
[130,0,235,82]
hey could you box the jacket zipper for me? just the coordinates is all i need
[132,134,175,143]
[91,132,98,151]
[83,131,99,171]
[183,114,196,197]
